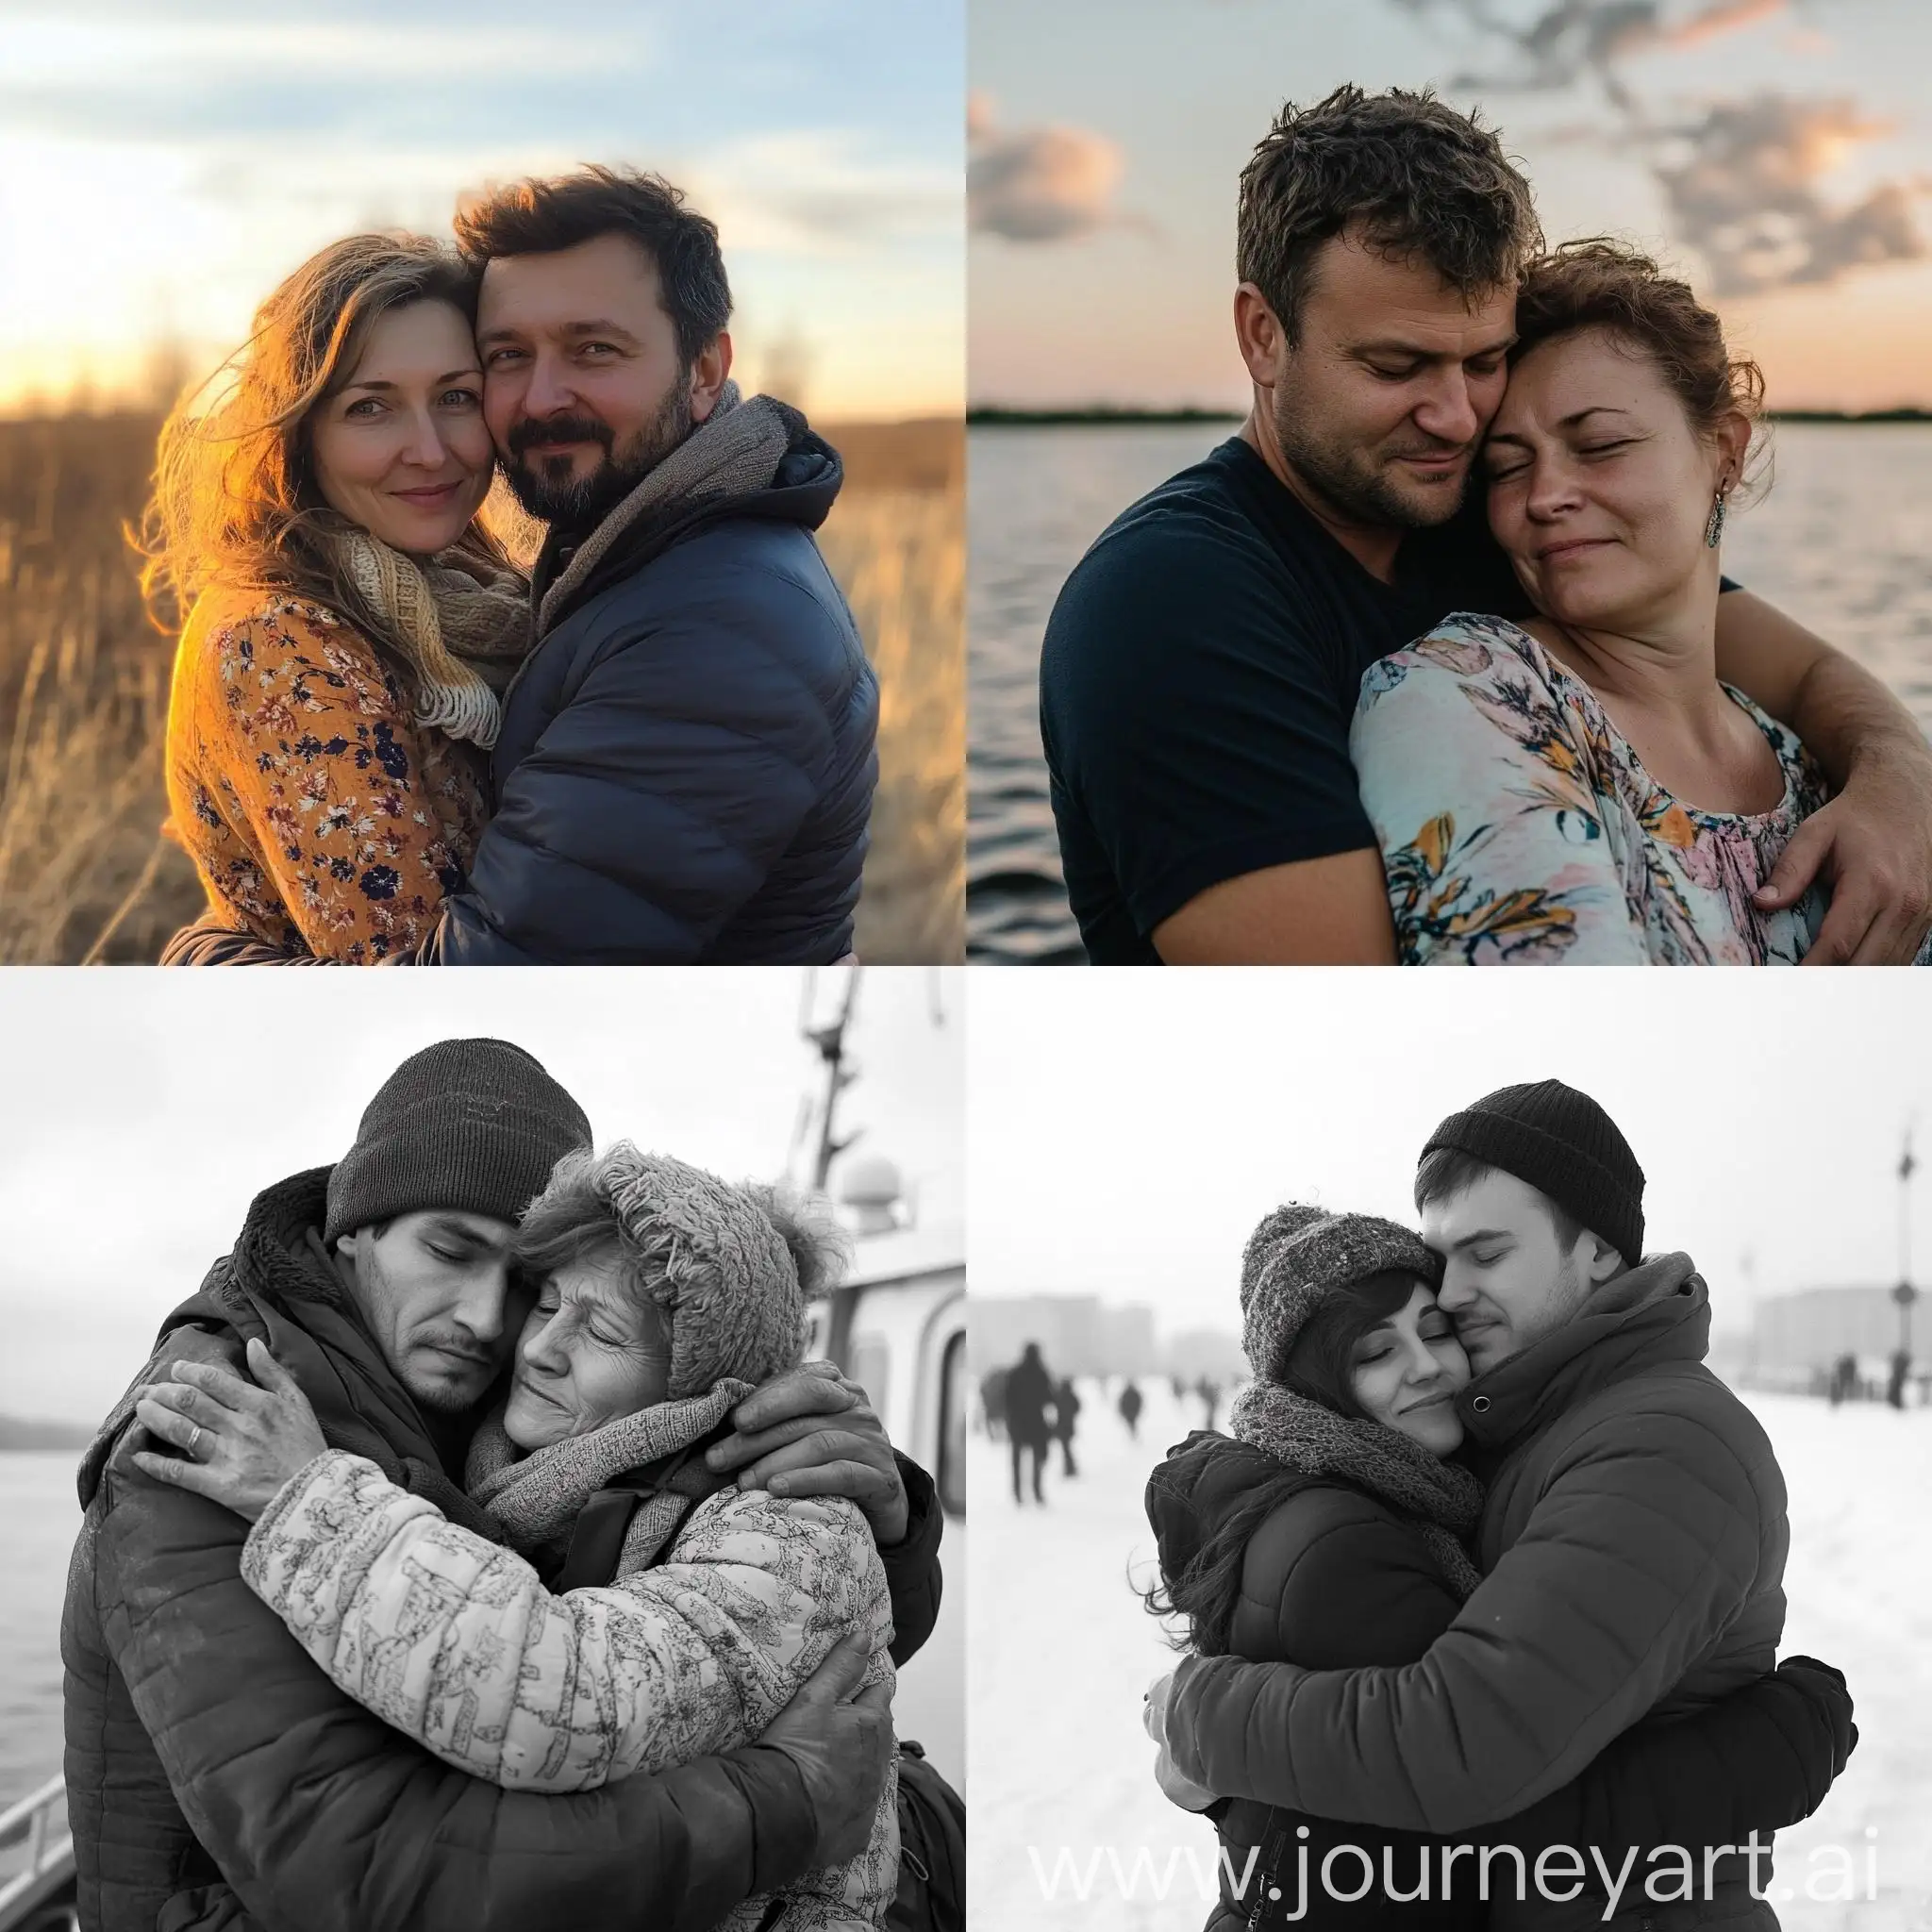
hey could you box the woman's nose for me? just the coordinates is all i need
[398,411,453,470]
[1524,458,1583,521]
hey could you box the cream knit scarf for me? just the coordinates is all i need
[535,380,794,639]
[338,535,531,749]
[1229,1380,1487,1600]
[464,1377,752,1578]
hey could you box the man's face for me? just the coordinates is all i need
[339,1210,526,1413]
[1421,1170,1591,1374]
[477,232,721,527]
[1255,227,1516,532]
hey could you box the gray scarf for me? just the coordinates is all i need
[465,1377,751,1578]
[536,380,793,639]
[1229,1380,1487,1599]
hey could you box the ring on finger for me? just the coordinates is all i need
[187,1424,206,1459]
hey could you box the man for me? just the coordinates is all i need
[1005,1341,1054,1505]
[63,1038,942,1932]
[171,166,877,965]
[1040,87,1932,964]
[1154,1079,1829,1924]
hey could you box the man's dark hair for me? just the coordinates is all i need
[455,164,732,365]
[1237,85,1542,344]
[1413,1145,1582,1250]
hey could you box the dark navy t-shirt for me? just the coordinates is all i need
[1040,437,1536,964]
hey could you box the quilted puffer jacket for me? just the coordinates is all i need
[1147,1430,1852,1932]
[1165,1257,1802,1932]
[60,1168,939,1932]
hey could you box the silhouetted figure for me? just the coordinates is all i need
[1052,1377,1081,1476]
[1171,1374,1187,1403]
[1006,1342,1055,1505]
[1829,1352,1858,1406]
[1888,1349,1911,1411]
[1196,1374,1223,1433]
[1117,1379,1144,1439]
[980,1366,1009,1441]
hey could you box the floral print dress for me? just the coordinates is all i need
[164,591,492,961]
[1349,612,1832,965]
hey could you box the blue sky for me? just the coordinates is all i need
[970,0,1932,408]
[0,0,962,418]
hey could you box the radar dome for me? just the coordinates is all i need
[840,1155,904,1208]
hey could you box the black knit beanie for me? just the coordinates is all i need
[325,1039,593,1244]
[1420,1079,1645,1269]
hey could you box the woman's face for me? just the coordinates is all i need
[1483,326,1748,631]
[1347,1282,1471,1457]
[502,1249,671,1450]
[308,298,494,558]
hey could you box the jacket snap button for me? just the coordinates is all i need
[1471,1396,1491,1413]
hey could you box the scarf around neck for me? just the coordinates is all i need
[1229,1379,1487,1599]
[535,380,793,640]
[337,533,531,748]
[464,1377,752,1578]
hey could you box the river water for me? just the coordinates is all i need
[967,421,1932,964]
[2,1453,80,1815]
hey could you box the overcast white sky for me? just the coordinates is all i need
[968,972,1926,1345]
[0,967,961,1424]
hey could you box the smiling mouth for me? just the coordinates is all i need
[1404,1392,1454,1414]
[1537,539,1613,561]
[392,483,461,504]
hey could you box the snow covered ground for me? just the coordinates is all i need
[968,1381,1932,1932]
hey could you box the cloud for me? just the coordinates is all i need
[967,92,1134,243]
[1386,0,1925,291]
[1656,94,1926,291]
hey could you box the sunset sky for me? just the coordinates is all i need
[0,0,963,421]
[970,0,1932,411]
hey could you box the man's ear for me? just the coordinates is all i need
[689,331,733,424]
[1584,1234,1624,1287]
[1233,284,1286,391]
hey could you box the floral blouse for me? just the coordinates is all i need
[164,593,491,961]
[1349,612,1832,965]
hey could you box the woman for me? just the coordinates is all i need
[1351,242,1836,965]
[147,234,530,961]
[1144,1204,1850,1930]
[134,1146,897,1931]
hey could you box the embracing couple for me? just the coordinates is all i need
[1041,86,1932,965]
[1144,1079,1855,1930]
[152,166,876,967]
[61,1039,943,1932]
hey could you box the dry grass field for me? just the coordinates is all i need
[0,411,962,964]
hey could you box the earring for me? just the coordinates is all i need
[1705,488,1727,549]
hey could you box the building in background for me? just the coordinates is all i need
[1747,1285,1922,1394]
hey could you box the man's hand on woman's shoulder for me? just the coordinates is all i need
[707,1359,911,1545]
[756,1631,896,1868]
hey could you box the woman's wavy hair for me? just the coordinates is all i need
[1139,1268,1433,1657]
[137,232,516,691]
[1510,238,1772,500]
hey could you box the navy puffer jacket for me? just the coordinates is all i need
[427,415,877,964]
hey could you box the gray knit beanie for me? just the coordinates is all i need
[1420,1079,1644,1268]
[528,1144,839,1402]
[1240,1203,1441,1383]
[325,1039,592,1244]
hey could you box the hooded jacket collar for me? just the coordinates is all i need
[1145,1428,1310,1590]
[1455,1251,1711,1457]
[528,403,842,638]
[77,1168,487,1517]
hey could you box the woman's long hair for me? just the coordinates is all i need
[1141,1268,1429,1657]
[138,232,516,695]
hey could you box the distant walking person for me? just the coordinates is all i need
[1888,1348,1911,1410]
[1006,1343,1055,1506]
[1829,1351,1858,1406]
[1052,1377,1082,1477]
[1118,1379,1144,1440]
[1196,1375,1222,1433]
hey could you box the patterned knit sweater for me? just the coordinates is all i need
[164,588,491,961]
[242,1448,898,1932]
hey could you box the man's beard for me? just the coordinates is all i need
[503,369,696,529]
[1272,383,1470,533]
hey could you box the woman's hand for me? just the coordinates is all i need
[1145,1669,1219,1812]
[131,1339,329,1522]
